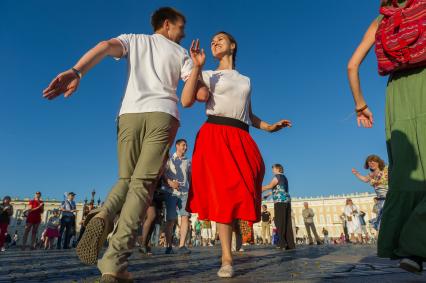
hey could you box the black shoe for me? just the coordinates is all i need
[176,246,191,255]
[317,241,323,245]
[165,246,174,254]
[139,246,152,255]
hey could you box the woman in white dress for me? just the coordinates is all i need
[343,198,362,243]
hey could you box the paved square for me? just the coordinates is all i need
[0,244,425,282]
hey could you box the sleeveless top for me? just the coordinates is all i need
[272,174,290,203]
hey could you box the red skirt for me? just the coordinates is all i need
[187,121,265,224]
[45,227,60,238]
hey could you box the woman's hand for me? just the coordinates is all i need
[190,39,205,68]
[356,107,374,128]
[267,119,292,133]
[351,168,359,175]
[43,69,80,100]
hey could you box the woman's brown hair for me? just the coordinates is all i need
[272,164,284,173]
[364,154,386,171]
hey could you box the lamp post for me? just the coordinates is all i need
[88,189,95,207]
[91,189,96,201]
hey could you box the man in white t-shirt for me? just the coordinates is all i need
[43,7,207,282]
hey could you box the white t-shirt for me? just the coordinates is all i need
[201,69,252,125]
[115,33,193,120]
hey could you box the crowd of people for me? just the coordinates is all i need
[2,1,424,281]
[0,189,383,253]
[0,190,101,252]
[0,153,385,254]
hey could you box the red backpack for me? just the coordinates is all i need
[375,0,426,75]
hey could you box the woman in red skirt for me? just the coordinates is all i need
[22,191,44,250]
[181,33,291,278]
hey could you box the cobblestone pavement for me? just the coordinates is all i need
[0,244,425,282]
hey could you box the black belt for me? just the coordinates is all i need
[206,115,249,132]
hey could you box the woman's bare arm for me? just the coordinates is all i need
[249,102,291,132]
[347,19,379,128]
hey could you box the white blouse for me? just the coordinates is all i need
[201,70,252,125]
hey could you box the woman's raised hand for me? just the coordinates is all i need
[190,39,205,67]
[43,69,80,100]
[268,119,292,133]
[357,107,374,128]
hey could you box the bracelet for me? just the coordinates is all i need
[355,104,368,113]
[71,67,82,79]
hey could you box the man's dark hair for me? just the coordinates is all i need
[151,7,186,31]
[175,139,187,146]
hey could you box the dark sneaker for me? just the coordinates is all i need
[139,246,152,255]
[176,246,191,255]
[165,246,174,254]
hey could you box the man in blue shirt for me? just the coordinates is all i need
[57,192,77,249]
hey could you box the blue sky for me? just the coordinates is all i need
[1,0,388,202]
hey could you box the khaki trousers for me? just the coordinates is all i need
[261,222,271,243]
[98,112,179,274]
[304,222,321,244]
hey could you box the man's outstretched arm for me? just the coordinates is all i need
[43,38,124,100]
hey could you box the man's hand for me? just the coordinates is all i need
[267,119,292,133]
[168,179,180,190]
[43,69,80,100]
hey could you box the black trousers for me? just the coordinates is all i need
[77,225,85,243]
[274,202,295,249]
[57,216,75,249]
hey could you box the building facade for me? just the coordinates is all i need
[254,192,376,240]
[5,192,376,244]
[7,198,86,242]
